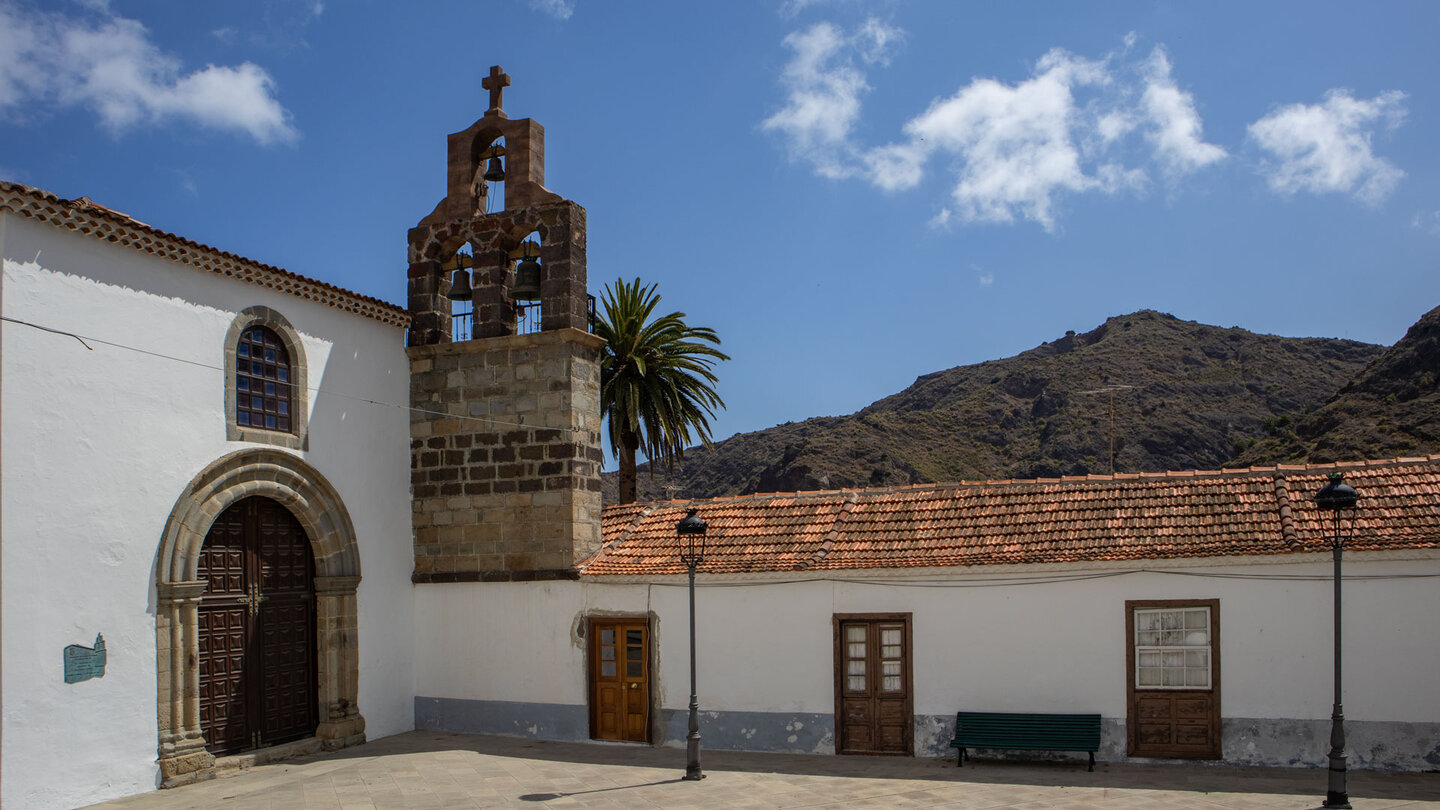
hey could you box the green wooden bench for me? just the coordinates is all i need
[949,711,1102,771]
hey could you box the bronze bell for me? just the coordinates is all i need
[483,155,506,183]
[447,267,473,302]
[510,256,542,301]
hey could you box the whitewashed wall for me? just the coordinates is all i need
[1,214,415,810]
[414,552,1440,767]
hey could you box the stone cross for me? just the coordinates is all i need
[483,65,511,115]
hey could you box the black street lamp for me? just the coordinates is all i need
[676,507,707,781]
[1315,472,1359,809]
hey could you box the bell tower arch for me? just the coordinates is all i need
[406,67,604,582]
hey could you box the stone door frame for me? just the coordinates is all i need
[155,448,365,785]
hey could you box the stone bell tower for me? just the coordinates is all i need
[406,66,604,581]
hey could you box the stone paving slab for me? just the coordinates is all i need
[82,731,1440,810]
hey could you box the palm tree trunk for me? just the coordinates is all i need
[618,428,640,504]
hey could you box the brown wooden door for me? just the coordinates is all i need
[588,619,650,742]
[1126,599,1221,759]
[835,615,912,755]
[198,497,317,755]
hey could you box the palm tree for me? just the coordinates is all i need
[595,278,729,504]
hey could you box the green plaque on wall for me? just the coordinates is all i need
[63,634,106,684]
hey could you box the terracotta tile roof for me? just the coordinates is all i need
[583,456,1440,576]
[0,182,410,328]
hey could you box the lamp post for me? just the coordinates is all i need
[676,507,707,781]
[1315,472,1359,809]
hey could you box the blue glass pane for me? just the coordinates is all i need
[237,378,249,391]
[265,415,277,429]
[253,395,265,409]
[264,382,275,395]
[277,368,288,382]
[264,349,275,362]
[238,344,249,357]
[238,412,250,425]
[251,361,263,374]
[278,418,290,431]
[252,329,264,341]
[277,401,288,415]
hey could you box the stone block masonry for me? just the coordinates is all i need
[408,327,605,580]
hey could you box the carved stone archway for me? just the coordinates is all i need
[155,448,364,785]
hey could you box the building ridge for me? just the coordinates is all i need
[0,181,410,328]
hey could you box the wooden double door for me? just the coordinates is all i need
[197,497,318,755]
[588,619,650,742]
[835,614,913,755]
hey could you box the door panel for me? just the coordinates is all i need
[589,619,650,742]
[198,497,317,755]
[836,615,912,755]
[1126,600,1220,759]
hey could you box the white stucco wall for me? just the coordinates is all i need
[1,214,415,810]
[414,552,1440,744]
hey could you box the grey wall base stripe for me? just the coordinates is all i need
[415,700,1439,771]
[414,697,589,742]
[916,714,1440,771]
[658,709,835,754]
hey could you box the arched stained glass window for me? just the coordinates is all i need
[235,326,292,432]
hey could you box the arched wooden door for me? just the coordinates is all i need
[197,496,317,755]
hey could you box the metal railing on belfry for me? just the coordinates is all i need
[449,295,597,342]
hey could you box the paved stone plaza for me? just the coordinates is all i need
[82,731,1440,810]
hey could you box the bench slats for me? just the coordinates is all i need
[949,711,1101,771]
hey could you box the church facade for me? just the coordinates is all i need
[3,69,1438,810]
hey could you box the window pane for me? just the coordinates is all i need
[238,344,249,357]
[882,645,901,659]
[848,642,865,659]
[1162,630,1184,646]
[627,661,642,677]
[848,660,865,676]
[252,329,263,341]
[1138,668,1160,687]
[1163,667,1184,686]
[265,415,277,429]
[278,368,288,382]
[1186,650,1207,667]
[1136,613,1157,631]
[264,382,275,395]
[237,377,249,391]
[1187,669,1210,687]
[846,626,865,642]
[600,647,614,661]
[880,629,900,646]
[1138,651,1161,668]
[1184,630,1208,646]
[847,675,865,691]
[626,646,641,660]
[883,676,901,691]
[601,661,616,677]
[237,412,250,425]
[277,401,288,415]
[626,630,642,644]
[600,630,614,643]
[265,349,276,362]
[882,661,900,676]
[1136,630,1160,646]
[1184,609,1208,629]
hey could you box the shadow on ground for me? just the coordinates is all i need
[291,730,1440,804]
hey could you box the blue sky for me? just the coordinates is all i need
[3,0,1438,457]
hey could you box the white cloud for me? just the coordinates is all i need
[977,269,994,287]
[1139,47,1226,178]
[0,1,296,144]
[529,0,574,21]
[883,48,1112,230]
[778,0,828,19]
[927,207,952,230]
[761,18,904,180]
[1247,89,1406,204]
[1413,210,1440,236]
[764,31,1226,231]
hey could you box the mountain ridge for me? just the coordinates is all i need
[602,308,1434,503]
